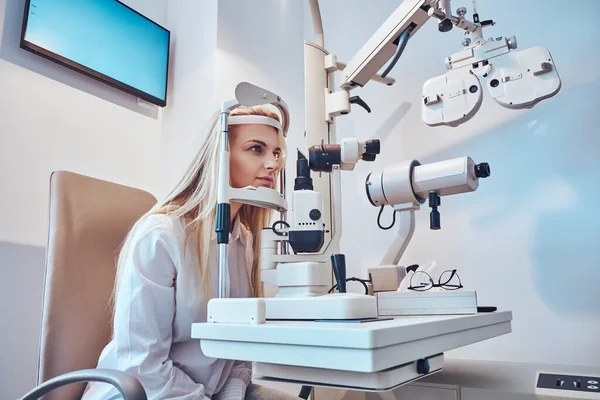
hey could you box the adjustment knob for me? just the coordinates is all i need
[438,18,453,32]
[362,153,376,162]
[475,162,491,178]
[365,139,380,154]
[417,358,431,374]
[309,209,321,221]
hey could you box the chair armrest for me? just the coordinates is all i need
[17,369,146,400]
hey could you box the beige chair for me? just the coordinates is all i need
[17,171,157,400]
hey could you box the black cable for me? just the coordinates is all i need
[271,220,290,236]
[377,205,396,230]
[381,25,414,78]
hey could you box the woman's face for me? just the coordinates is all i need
[229,124,282,190]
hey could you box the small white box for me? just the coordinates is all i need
[377,290,478,316]
[207,298,266,324]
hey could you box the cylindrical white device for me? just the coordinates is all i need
[260,228,277,271]
[365,159,423,207]
[365,156,490,206]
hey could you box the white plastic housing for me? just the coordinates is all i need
[445,36,511,71]
[366,159,422,207]
[207,298,266,324]
[486,46,561,109]
[366,157,481,207]
[254,354,444,392]
[292,190,323,231]
[422,68,483,127]
[228,186,288,212]
[368,265,404,292]
[412,156,480,198]
[340,0,434,89]
[260,228,278,271]
[325,89,350,121]
[261,262,331,295]
[341,137,361,164]
[263,293,378,320]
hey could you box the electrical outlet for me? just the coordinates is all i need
[535,372,600,399]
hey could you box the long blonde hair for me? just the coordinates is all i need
[111,106,286,316]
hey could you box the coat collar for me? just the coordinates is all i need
[209,214,246,243]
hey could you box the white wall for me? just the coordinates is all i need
[215,0,307,220]
[0,0,167,397]
[158,0,218,198]
[316,0,599,368]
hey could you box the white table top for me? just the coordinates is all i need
[191,310,512,349]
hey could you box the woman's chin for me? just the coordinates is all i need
[255,180,274,189]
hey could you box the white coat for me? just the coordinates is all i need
[81,212,255,400]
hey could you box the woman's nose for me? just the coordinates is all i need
[264,155,279,170]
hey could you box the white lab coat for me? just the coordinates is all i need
[81,212,255,400]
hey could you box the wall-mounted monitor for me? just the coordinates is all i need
[20,0,170,107]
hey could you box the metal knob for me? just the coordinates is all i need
[444,56,453,70]
[456,7,467,17]
[507,35,518,49]
[461,38,472,47]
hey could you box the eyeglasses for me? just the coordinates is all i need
[408,269,463,291]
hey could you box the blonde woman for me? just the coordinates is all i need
[82,106,301,400]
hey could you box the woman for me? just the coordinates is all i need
[82,105,300,400]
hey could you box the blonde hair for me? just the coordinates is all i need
[111,105,286,317]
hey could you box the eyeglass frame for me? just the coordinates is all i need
[407,268,464,291]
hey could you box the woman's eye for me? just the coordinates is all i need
[250,145,262,153]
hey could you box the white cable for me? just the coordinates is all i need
[472,0,478,14]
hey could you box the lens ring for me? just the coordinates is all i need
[410,271,433,291]
[439,269,462,290]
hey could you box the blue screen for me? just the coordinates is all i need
[23,0,169,103]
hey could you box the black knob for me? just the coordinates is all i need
[438,18,453,32]
[475,162,491,178]
[365,139,380,155]
[417,358,430,374]
[430,209,441,230]
[331,254,347,293]
[309,209,321,221]
[429,192,441,230]
[361,153,376,162]
[349,96,372,113]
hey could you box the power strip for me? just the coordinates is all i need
[536,371,600,399]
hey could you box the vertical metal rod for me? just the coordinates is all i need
[217,111,230,299]
[218,243,228,298]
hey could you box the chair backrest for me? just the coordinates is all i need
[38,171,157,400]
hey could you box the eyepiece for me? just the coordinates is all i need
[475,162,491,178]
[365,139,380,155]
[308,144,341,172]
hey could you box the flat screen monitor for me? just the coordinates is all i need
[20,0,170,107]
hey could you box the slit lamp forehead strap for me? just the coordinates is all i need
[228,115,283,136]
